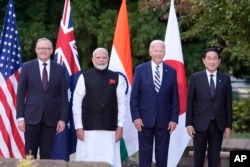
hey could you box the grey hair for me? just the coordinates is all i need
[36,37,53,48]
[149,40,165,51]
[92,48,109,57]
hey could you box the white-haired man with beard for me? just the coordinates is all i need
[72,47,127,167]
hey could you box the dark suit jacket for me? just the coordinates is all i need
[186,71,233,132]
[130,61,179,129]
[16,59,68,126]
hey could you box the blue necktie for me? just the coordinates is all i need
[210,74,215,97]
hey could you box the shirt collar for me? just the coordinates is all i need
[151,61,163,69]
[38,59,50,66]
[206,69,217,77]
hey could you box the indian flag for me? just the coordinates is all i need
[108,0,138,161]
[164,0,191,166]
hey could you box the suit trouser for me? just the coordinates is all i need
[24,121,56,159]
[193,120,223,167]
[138,125,170,167]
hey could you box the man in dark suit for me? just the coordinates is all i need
[186,47,232,167]
[16,37,68,159]
[130,40,179,167]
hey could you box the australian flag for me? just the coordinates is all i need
[51,0,81,161]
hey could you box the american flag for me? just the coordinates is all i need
[51,0,81,161]
[0,0,25,158]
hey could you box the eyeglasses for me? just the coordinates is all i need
[205,57,219,62]
[36,47,52,51]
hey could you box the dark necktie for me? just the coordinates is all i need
[210,74,215,97]
[154,65,161,93]
[42,63,48,91]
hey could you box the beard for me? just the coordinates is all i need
[93,63,108,70]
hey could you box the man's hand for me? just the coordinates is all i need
[56,120,65,134]
[168,121,177,134]
[133,119,144,132]
[223,128,231,139]
[187,126,196,138]
[18,120,25,132]
[76,128,85,141]
[115,126,123,142]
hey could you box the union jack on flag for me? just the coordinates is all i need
[54,0,80,75]
[52,0,81,161]
[0,0,25,158]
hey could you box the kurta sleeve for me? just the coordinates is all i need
[116,74,127,127]
[72,74,86,129]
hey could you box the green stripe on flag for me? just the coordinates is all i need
[120,137,128,161]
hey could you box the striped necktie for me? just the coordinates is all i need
[154,65,161,93]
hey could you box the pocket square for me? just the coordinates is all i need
[109,79,116,84]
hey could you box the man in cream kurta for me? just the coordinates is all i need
[72,48,127,167]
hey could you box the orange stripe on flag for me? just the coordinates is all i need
[113,0,133,84]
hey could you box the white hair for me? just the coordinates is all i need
[92,47,109,57]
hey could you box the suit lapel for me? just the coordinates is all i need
[200,71,212,96]
[215,72,223,97]
[33,60,44,90]
[48,61,56,89]
[161,64,169,89]
[146,62,155,92]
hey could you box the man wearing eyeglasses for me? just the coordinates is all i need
[16,37,68,159]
